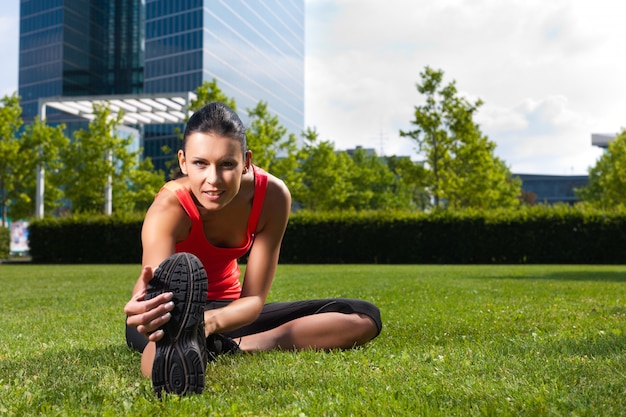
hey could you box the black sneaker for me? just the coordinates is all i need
[206,333,242,361]
[146,252,208,396]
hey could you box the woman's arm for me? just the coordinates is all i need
[203,176,291,335]
[124,189,192,339]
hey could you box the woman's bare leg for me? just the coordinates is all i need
[140,312,378,376]
[238,312,379,352]
[141,342,156,377]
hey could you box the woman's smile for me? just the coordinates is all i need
[202,189,225,201]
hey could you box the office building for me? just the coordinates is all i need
[515,174,588,205]
[591,133,617,149]
[19,0,144,125]
[18,0,305,170]
[143,0,304,169]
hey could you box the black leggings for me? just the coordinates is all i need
[126,298,382,353]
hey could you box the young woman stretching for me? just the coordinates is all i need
[124,102,382,395]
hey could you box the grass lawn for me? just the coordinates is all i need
[0,263,625,416]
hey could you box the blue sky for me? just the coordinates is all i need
[3,1,625,174]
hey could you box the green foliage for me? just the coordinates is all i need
[60,104,164,214]
[445,127,521,209]
[281,206,626,264]
[59,104,123,213]
[245,101,301,189]
[190,78,238,112]
[347,147,410,210]
[246,100,287,169]
[0,225,8,259]
[0,93,23,226]
[14,117,69,219]
[293,129,352,210]
[1,263,625,415]
[114,156,165,214]
[27,206,626,264]
[28,213,144,263]
[385,155,430,210]
[1,95,164,219]
[291,129,422,211]
[401,67,521,209]
[578,128,626,208]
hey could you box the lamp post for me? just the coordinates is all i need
[35,100,46,219]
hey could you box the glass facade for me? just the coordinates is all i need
[143,0,304,170]
[19,0,144,124]
[19,0,305,172]
[516,174,588,205]
[19,0,65,121]
[143,0,303,130]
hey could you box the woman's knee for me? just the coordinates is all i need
[353,313,380,345]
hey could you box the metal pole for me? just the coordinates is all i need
[35,102,46,219]
[105,149,112,215]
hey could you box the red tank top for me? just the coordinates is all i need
[157,166,268,300]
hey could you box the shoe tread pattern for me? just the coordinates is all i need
[146,253,208,396]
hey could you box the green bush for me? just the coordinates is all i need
[280,206,626,264]
[26,206,626,264]
[0,226,9,260]
[29,213,144,264]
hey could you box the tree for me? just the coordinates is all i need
[577,129,626,208]
[401,67,520,209]
[60,104,164,214]
[0,94,23,225]
[13,117,69,219]
[293,131,427,211]
[0,96,70,222]
[245,101,301,189]
[400,68,451,208]
[293,128,353,210]
[346,147,409,210]
[385,156,430,210]
[114,156,166,213]
[443,122,521,210]
[190,78,238,112]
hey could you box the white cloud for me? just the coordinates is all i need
[483,96,605,174]
[0,1,622,175]
[305,0,626,174]
[0,6,19,97]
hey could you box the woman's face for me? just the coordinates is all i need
[178,132,249,211]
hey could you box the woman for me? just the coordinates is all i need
[124,102,382,395]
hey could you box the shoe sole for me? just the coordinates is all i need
[146,253,208,396]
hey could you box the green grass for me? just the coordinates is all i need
[1,264,625,416]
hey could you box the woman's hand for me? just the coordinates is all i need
[124,265,174,342]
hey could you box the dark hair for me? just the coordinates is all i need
[182,102,247,155]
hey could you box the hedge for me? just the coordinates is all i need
[280,208,626,264]
[26,206,626,264]
[28,214,144,264]
[0,226,9,260]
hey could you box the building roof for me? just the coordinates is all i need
[591,133,616,149]
[38,92,197,125]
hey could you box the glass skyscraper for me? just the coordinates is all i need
[143,0,304,169]
[18,0,305,170]
[19,0,144,125]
